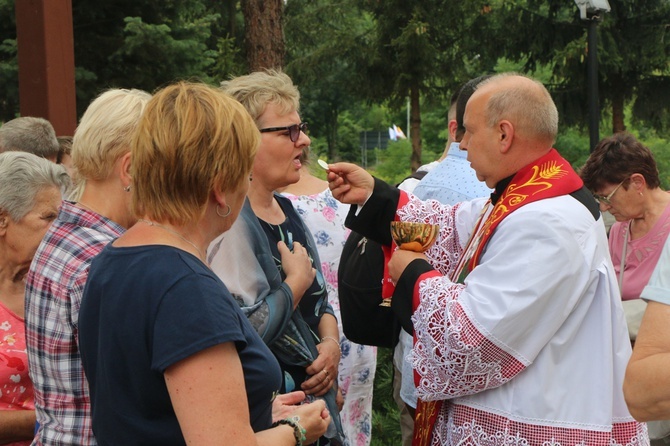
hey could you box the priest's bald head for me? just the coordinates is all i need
[459,73,559,188]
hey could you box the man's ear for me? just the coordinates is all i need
[447,119,458,142]
[499,120,514,154]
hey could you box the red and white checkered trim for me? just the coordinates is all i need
[428,403,648,446]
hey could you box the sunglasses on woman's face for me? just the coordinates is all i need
[259,122,308,143]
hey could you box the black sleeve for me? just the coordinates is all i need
[391,258,435,335]
[344,177,401,247]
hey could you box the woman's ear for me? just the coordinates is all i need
[212,185,227,209]
[0,211,8,236]
[120,152,132,189]
[629,173,647,192]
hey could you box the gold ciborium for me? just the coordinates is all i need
[380,221,440,307]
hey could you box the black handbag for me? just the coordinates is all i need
[337,231,401,348]
[337,170,428,348]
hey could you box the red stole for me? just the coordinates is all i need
[412,149,583,446]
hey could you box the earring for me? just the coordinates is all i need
[216,204,231,218]
[124,185,131,192]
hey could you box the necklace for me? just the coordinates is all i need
[138,219,205,261]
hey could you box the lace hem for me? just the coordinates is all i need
[428,403,648,446]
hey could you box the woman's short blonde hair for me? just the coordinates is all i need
[131,81,259,225]
[70,88,151,199]
[220,69,300,125]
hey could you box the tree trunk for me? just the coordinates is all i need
[409,83,422,172]
[241,0,284,71]
[227,0,236,37]
[611,75,626,134]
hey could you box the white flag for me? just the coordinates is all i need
[388,127,397,141]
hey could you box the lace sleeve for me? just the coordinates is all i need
[410,277,527,402]
[397,194,464,278]
[400,196,529,402]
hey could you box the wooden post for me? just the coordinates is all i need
[15,0,76,136]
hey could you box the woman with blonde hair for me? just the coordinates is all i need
[78,81,329,445]
[25,88,151,445]
[210,70,343,444]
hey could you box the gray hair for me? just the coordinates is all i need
[0,117,60,160]
[0,151,70,221]
[220,69,300,125]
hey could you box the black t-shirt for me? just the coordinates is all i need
[78,244,281,445]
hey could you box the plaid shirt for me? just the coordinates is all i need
[25,201,125,446]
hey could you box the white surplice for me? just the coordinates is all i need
[397,192,647,446]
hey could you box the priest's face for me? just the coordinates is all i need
[459,92,501,188]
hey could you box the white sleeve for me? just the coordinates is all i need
[642,236,670,305]
[411,202,595,401]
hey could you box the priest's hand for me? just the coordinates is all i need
[326,162,374,206]
[388,249,427,284]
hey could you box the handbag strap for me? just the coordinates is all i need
[618,222,631,292]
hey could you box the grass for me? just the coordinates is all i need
[370,347,403,446]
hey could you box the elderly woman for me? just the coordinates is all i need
[580,133,670,342]
[0,151,69,445]
[209,70,343,444]
[25,88,151,446]
[77,81,329,445]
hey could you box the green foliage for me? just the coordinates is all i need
[368,139,440,185]
[621,127,670,191]
[0,38,18,121]
[370,348,402,446]
[211,36,245,80]
[489,0,670,134]
[0,0,17,121]
[284,0,375,161]
[645,136,670,191]
[333,111,366,163]
[417,106,449,154]
[370,140,415,185]
[556,126,591,170]
[108,15,217,88]
[0,0,248,118]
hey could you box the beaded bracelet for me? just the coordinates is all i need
[320,336,341,354]
[273,415,307,446]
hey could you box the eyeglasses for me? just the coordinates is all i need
[593,178,627,206]
[259,122,308,143]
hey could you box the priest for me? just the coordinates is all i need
[326,73,648,446]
